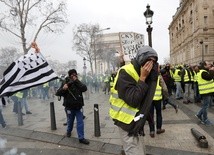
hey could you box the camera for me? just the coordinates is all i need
[64,77,74,87]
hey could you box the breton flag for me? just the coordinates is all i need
[0,50,58,97]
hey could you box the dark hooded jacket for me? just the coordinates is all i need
[113,46,158,131]
[56,77,87,109]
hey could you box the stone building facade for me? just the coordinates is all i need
[169,0,214,65]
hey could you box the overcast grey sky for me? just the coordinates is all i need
[0,0,180,72]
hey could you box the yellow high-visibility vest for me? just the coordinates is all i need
[173,69,181,82]
[109,63,139,124]
[197,69,214,95]
[193,71,198,82]
[43,82,49,87]
[153,76,162,101]
[15,92,23,98]
[184,70,190,82]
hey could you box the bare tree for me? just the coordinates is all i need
[0,47,20,67]
[0,0,67,54]
[43,59,77,76]
[0,47,20,76]
[72,23,102,75]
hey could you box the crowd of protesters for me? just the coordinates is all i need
[160,61,214,126]
[1,60,213,151]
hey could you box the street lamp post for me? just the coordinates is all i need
[144,4,154,47]
[199,40,204,62]
[83,57,87,75]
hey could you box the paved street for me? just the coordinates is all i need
[0,91,214,155]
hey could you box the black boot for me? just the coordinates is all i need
[79,138,90,145]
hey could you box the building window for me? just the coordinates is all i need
[204,16,208,25]
[189,10,193,23]
[205,45,208,54]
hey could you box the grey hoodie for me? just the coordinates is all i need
[135,45,158,66]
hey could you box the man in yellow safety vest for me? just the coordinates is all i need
[195,61,214,126]
[109,46,158,155]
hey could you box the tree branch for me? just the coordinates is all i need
[0,25,21,38]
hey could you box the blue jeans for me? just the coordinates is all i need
[66,108,84,139]
[184,83,192,101]
[175,82,183,99]
[11,96,18,113]
[197,95,212,122]
[22,97,29,112]
[193,83,200,102]
[11,96,24,113]
[42,87,49,100]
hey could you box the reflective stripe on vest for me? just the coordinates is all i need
[153,76,162,101]
[109,63,139,124]
[197,69,214,95]
[184,70,190,82]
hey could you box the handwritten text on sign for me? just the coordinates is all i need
[120,32,144,59]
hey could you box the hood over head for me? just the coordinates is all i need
[135,46,158,66]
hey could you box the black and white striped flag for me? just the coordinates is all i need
[0,51,58,97]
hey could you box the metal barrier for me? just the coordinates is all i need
[50,102,57,130]
[94,104,101,137]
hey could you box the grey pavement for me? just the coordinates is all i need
[0,91,214,155]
